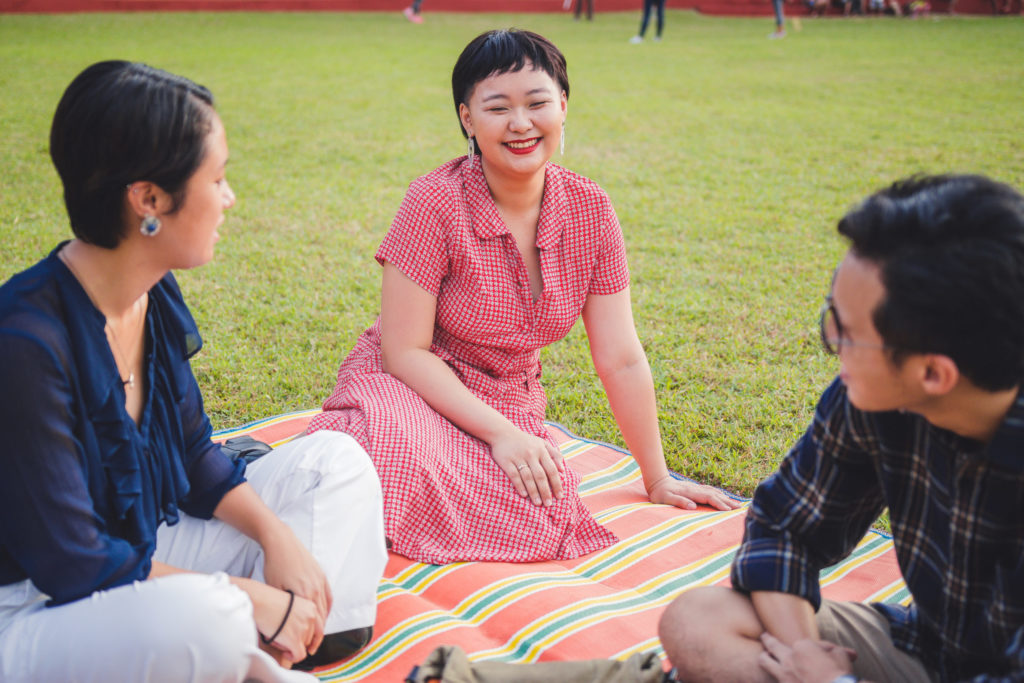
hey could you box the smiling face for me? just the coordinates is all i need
[458,63,567,183]
[159,112,235,269]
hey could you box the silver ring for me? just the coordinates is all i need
[516,463,529,471]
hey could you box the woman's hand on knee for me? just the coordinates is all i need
[214,483,332,622]
[249,582,325,665]
[490,430,565,507]
[261,525,333,622]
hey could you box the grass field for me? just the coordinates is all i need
[2,10,1022,496]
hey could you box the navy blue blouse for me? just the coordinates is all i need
[0,246,245,605]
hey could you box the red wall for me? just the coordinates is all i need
[0,0,998,17]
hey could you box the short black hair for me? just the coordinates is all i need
[49,60,215,248]
[451,29,569,140]
[838,174,1024,391]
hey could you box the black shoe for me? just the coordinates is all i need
[292,626,373,671]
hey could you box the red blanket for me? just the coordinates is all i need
[215,410,909,682]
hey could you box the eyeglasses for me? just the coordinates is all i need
[819,296,893,356]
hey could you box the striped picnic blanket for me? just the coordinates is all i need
[215,410,910,682]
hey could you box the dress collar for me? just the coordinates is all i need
[463,158,568,251]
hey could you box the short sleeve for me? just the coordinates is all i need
[376,179,449,297]
[588,202,630,296]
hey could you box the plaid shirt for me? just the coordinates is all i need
[732,379,1024,682]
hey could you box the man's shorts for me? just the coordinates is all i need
[816,600,935,683]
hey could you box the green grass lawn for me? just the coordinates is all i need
[2,10,1022,496]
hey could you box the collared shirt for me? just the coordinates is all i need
[0,247,245,605]
[732,378,1024,682]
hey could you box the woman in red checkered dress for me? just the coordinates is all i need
[307,29,738,564]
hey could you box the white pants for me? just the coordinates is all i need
[0,431,387,683]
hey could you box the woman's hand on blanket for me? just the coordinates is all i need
[261,524,333,625]
[647,477,741,511]
[246,580,325,666]
[491,431,565,507]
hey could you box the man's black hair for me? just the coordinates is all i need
[838,174,1024,391]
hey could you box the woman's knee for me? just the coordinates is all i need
[302,431,376,474]
[131,573,257,675]
[299,431,383,506]
[262,431,379,488]
[9,574,259,683]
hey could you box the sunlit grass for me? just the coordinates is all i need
[2,10,1022,495]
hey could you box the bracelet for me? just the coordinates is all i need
[260,589,295,645]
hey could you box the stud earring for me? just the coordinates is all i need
[467,136,475,165]
[560,126,566,156]
[140,215,161,237]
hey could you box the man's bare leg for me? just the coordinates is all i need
[658,586,772,683]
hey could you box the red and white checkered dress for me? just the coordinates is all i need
[308,157,630,564]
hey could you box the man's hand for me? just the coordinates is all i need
[758,633,857,683]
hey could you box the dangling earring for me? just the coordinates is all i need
[467,136,475,165]
[560,125,566,156]
[140,215,161,237]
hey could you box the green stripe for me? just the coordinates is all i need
[819,534,891,582]
[324,529,900,679]
[327,521,738,678]
[578,460,640,494]
[559,440,591,458]
[478,551,737,662]
[886,585,912,605]
[381,510,733,602]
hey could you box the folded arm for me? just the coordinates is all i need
[732,380,887,663]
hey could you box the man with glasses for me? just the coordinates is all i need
[658,174,1024,683]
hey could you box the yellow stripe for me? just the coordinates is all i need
[469,546,737,662]
[376,562,469,601]
[319,609,467,679]
[572,509,745,580]
[865,578,912,605]
[560,440,592,459]
[609,636,664,662]
[820,537,893,588]
[375,506,745,607]
[580,458,642,495]
[331,510,744,679]
[212,408,319,444]
[329,516,891,680]
[466,541,739,661]
[592,502,655,524]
